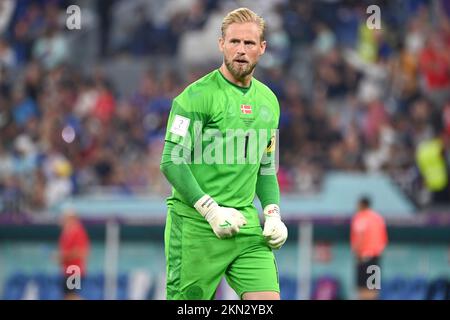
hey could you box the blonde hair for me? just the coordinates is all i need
[221,7,266,41]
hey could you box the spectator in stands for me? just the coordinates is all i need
[416,112,450,207]
[418,34,450,109]
[57,209,90,300]
[0,37,16,70]
[0,0,15,35]
[32,26,68,70]
[350,196,388,300]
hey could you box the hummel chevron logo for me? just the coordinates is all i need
[219,221,232,228]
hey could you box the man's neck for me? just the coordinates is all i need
[219,63,252,88]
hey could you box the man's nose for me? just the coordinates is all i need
[236,42,246,54]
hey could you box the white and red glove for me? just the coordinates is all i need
[263,204,288,249]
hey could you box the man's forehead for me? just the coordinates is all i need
[224,22,261,39]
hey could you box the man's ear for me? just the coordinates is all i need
[218,37,224,52]
[260,40,267,55]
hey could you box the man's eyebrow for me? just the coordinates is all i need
[229,38,257,44]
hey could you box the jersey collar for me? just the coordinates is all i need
[217,69,252,95]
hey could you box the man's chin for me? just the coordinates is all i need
[225,61,254,80]
[231,66,251,78]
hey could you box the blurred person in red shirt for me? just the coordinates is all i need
[419,34,450,108]
[350,196,388,300]
[93,81,115,123]
[57,209,90,300]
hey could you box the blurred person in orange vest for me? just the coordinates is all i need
[350,196,388,300]
[57,209,90,300]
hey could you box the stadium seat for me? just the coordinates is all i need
[379,276,408,300]
[426,278,449,300]
[404,277,428,300]
[79,273,131,300]
[27,272,62,300]
[81,273,104,300]
[311,276,341,300]
[2,272,29,300]
[117,273,129,300]
[279,276,297,300]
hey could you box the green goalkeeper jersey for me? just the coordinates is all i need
[164,69,280,227]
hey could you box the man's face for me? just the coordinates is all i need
[219,22,266,80]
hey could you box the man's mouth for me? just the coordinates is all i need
[234,59,248,64]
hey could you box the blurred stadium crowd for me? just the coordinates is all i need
[1,0,450,215]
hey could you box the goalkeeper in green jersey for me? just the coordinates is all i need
[160,7,288,300]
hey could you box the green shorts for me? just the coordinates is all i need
[164,209,280,300]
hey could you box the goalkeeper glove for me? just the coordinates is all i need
[263,204,288,249]
[194,194,247,239]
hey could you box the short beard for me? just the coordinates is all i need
[224,57,257,81]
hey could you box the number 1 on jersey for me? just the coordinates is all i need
[244,133,249,159]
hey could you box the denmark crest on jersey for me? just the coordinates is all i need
[240,104,252,114]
